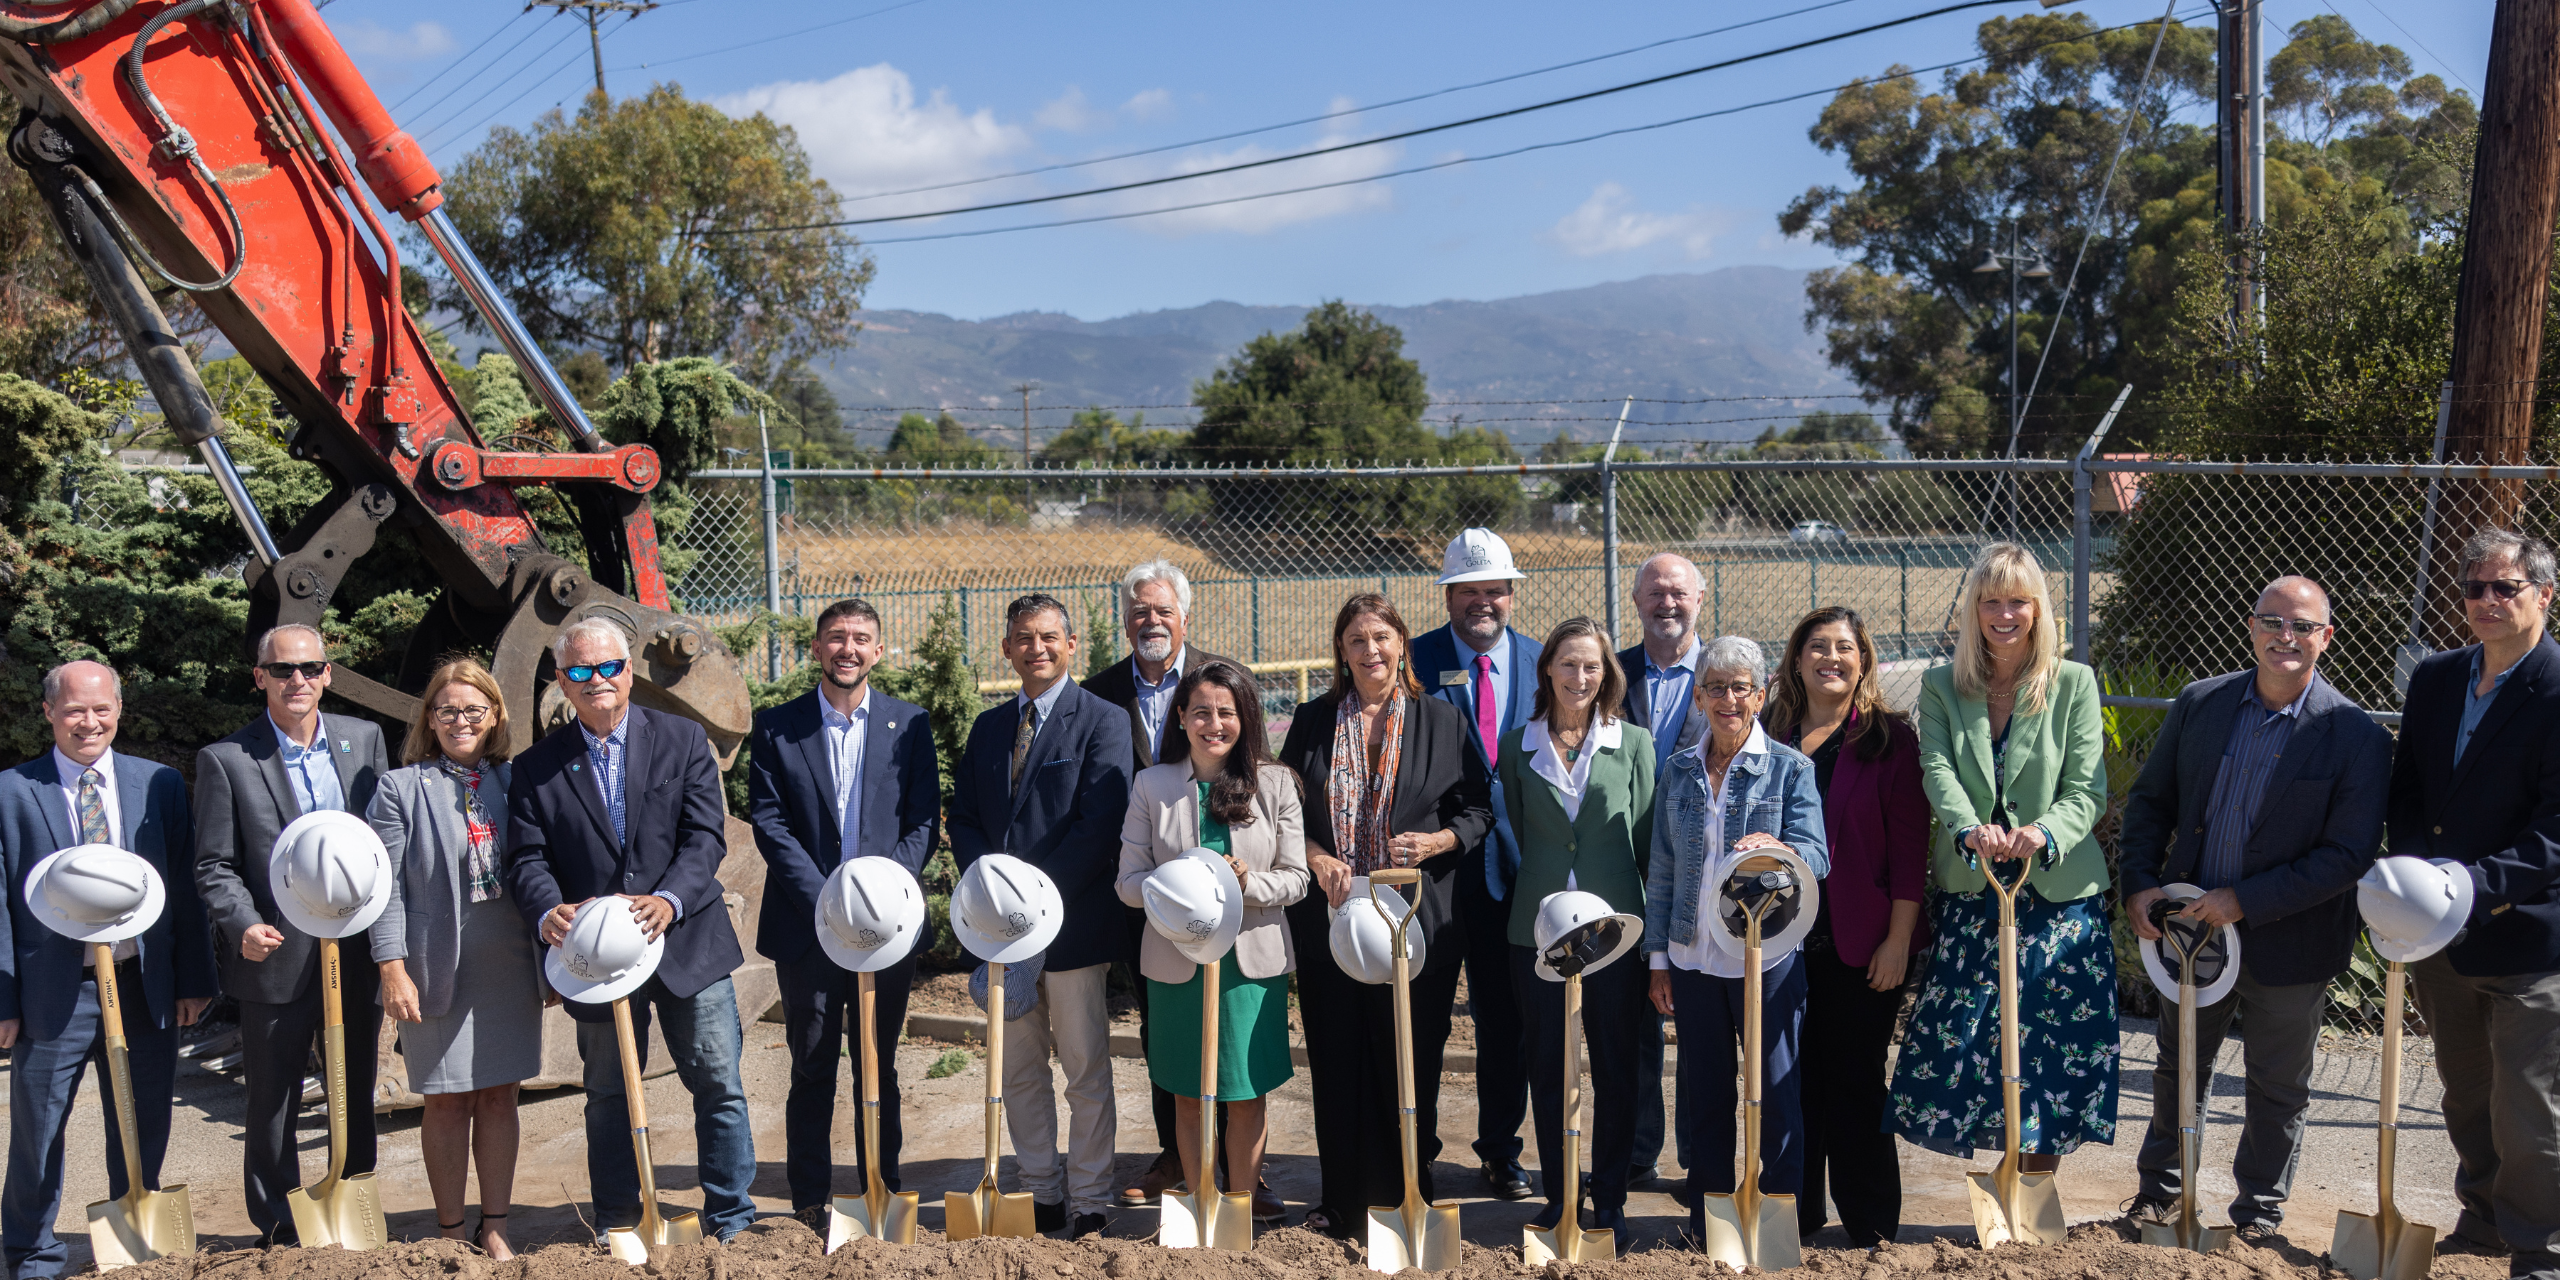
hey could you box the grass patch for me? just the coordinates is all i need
[925,1048,976,1080]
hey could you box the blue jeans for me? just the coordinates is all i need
[576,976,755,1241]
[1670,956,1805,1244]
[3,971,175,1280]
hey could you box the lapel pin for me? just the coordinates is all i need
[571,762,583,773]
[339,739,350,753]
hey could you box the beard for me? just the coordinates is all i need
[822,662,869,690]
[1643,612,1690,641]
[1455,611,1504,642]
[1135,631,1175,663]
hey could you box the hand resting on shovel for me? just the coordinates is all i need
[1649,834,1795,1016]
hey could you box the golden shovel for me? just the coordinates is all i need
[2331,959,2434,1279]
[1965,853,2067,1248]
[1362,868,1460,1274]
[2141,902,2234,1253]
[1697,876,1800,1271]
[604,997,704,1264]
[84,943,194,1269]
[944,960,1037,1240]
[283,937,386,1251]
[828,970,920,1249]
[1520,963,1612,1265]
[1160,955,1252,1249]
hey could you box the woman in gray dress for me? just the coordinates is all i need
[368,657,545,1259]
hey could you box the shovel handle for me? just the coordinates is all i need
[1198,957,1221,1200]
[1739,907,1765,1226]
[1977,845,2034,911]
[858,970,887,1201]
[1367,867,1421,886]
[983,961,1007,1180]
[1559,974,1583,1237]
[2377,961,2405,1203]
[318,938,352,1188]
[93,944,150,1197]
[613,998,649,1131]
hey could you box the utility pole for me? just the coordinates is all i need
[1013,381,1038,467]
[2217,0,2265,316]
[526,0,659,98]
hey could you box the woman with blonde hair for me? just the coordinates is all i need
[366,658,545,1258]
[1888,543,2116,1175]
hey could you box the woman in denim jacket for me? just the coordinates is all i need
[1642,635,1829,1248]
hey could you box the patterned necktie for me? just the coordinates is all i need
[1009,702,1038,792]
[1473,653,1499,764]
[78,768,111,846]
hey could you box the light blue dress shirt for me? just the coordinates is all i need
[580,711,683,919]
[1018,675,1073,735]
[2457,649,2520,764]
[271,712,347,815]
[1644,637,1702,767]
[1131,649,1188,756]
[1448,624,1513,732]
[819,686,871,863]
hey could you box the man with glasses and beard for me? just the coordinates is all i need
[2391,530,2560,1280]
[193,624,389,1245]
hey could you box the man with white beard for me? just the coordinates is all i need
[1084,559,1241,1206]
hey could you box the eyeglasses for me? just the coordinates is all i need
[259,661,328,681]
[2249,614,2329,637]
[1699,681,1760,700]
[2463,577,2535,602]
[432,705,493,726]
[563,659,628,683]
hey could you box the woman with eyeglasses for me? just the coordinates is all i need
[365,657,543,1259]
[1888,542,2115,1177]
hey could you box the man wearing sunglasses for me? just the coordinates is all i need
[504,617,755,1244]
[2116,576,2391,1242]
[2390,529,2560,1280]
[190,623,389,1245]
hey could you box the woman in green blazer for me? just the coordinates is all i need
[1888,542,2117,1169]
[1497,617,1655,1232]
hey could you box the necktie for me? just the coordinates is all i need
[1473,653,1498,764]
[78,768,111,846]
[1010,703,1038,792]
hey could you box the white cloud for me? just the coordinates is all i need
[337,19,454,60]
[1035,87,1105,133]
[717,64,1031,213]
[1121,89,1174,121]
[1131,99,1397,236]
[1548,183,1731,259]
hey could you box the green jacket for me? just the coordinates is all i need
[1498,718,1655,946]
[1916,659,2109,902]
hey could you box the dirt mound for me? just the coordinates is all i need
[105,1219,2513,1280]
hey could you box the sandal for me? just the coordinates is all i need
[1300,1206,1350,1239]
[475,1212,514,1261]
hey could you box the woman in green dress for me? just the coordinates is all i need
[1116,659,1309,1224]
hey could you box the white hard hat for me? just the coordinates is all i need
[24,844,165,943]
[1143,847,1242,965]
[1327,877,1426,984]
[951,854,1063,965]
[1708,844,1820,960]
[816,857,926,973]
[1531,890,1642,981]
[546,897,665,1003]
[1434,527,1520,585]
[267,810,393,939]
[2359,856,2474,963]
[2139,882,2243,1005]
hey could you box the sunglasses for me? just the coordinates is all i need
[258,661,329,681]
[2463,577,2535,602]
[2249,614,2329,637]
[562,659,629,683]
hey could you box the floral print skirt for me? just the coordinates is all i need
[1887,885,2120,1159]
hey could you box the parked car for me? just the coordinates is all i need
[1788,520,1850,546]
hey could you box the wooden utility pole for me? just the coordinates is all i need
[2218,0,2264,315]
[525,0,660,98]
[1014,382,1038,467]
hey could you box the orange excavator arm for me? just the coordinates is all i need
[1,0,747,758]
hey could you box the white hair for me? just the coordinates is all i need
[42,660,120,704]
[255,624,326,664]
[1637,552,1703,592]
[1700,634,1767,683]
[1121,559,1192,618]
[552,617,633,666]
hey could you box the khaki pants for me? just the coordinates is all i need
[2409,952,2560,1257]
[1000,962,1119,1216]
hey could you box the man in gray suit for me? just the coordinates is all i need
[2118,575,2393,1241]
[193,624,389,1246]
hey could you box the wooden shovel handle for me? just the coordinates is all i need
[614,998,649,1131]
[93,944,149,1195]
[1368,867,1421,886]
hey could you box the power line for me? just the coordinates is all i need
[408,12,581,143]
[703,0,2030,236]
[528,0,660,97]
[2339,0,2475,94]
[602,0,938,74]
[386,8,530,114]
[425,15,634,151]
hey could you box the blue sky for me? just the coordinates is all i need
[325,0,2494,323]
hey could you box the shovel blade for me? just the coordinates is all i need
[942,1190,985,1242]
[1365,1202,1462,1273]
[658,1209,705,1249]
[828,1191,920,1250]
[282,1173,386,1252]
[605,1227,650,1265]
[1161,1190,1255,1251]
[1966,1168,2066,1248]
[2331,1210,2436,1280]
[1522,1224,1617,1266]
[2141,1218,2233,1253]
[1696,1193,1799,1271]
[946,1183,1039,1240]
[86,1186,194,1270]
[607,1208,704,1265]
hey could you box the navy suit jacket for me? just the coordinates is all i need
[505,705,744,1017]
[1618,643,1710,766]
[744,687,939,965]
[948,679,1130,973]
[1410,623,1540,900]
[2116,669,2392,986]
[0,752,216,1039]
[2389,635,2560,976]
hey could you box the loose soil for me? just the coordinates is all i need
[103,1216,2514,1280]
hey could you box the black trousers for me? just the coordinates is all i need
[777,949,916,1208]
[1290,899,1461,1219]
[238,958,381,1241]
[1511,947,1646,1211]
[1796,939,1903,1246]
[1457,867,1529,1168]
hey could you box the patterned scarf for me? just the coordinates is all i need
[437,757,502,903]
[1328,692,1405,875]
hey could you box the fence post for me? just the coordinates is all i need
[1898,545,1909,659]
[2070,385,2134,665]
[1252,575,1263,662]
[757,408,783,682]
[2398,381,2458,694]
[1601,396,1630,643]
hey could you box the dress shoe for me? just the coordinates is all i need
[1120,1150,1184,1206]
[1527,1200,1564,1232]
[1035,1200,1066,1232]
[1071,1211,1108,1239]
[1252,1181,1287,1225]
[1483,1160,1533,1201]
[1587,1206,1625,1234]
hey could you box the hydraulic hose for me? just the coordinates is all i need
[0,0,141,44]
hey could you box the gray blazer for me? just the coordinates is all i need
[193,713,388,1006]
[367,759,526,1019]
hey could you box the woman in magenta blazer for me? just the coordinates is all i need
[1760,606,1927,1247]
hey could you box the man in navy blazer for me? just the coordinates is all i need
[949,593,1130,1237]
[506,619,754,1242]
[2388,530,2560,1274]
[1616,551,1708,1188]
[1409,527,1543,1200]
[2117,576,2391,1238]
[0,661,215,1279]
[745,598,940,1217]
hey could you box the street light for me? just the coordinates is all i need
[1975,217,2051,536]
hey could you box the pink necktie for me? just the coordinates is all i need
[1473,653,1498,763]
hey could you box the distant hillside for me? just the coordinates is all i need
[813,266,1849,447]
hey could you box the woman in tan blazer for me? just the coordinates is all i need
[1116,660,1309,1224]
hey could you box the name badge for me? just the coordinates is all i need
[1439,670,1470,687]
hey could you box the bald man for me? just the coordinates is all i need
[2116,576,2392,1241]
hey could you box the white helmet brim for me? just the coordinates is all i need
[24,844,166,944]
[546,898,667,1003]
[268,810,394,939]
[816,856,929,973]
[2140,882,2244,1005]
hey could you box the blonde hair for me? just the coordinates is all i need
[402,658,515,766]
[1951,542,2061,715]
